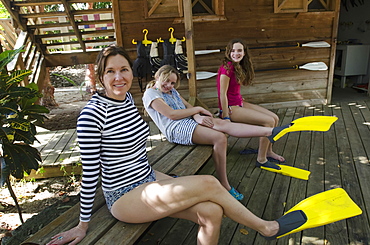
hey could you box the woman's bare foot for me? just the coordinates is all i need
[258,220,280,237]
[267,152,285,163]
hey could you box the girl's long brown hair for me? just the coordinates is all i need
[222,39,254,86]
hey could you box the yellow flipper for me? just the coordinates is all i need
[260,164,311,180]
[273,116,338,142]
[277,188,362,238]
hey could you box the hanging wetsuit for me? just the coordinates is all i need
[160,39,176,68]
[132,41,151,92]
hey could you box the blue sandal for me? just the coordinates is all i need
[229,186,244,201]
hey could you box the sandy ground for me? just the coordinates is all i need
[41,87,92,131]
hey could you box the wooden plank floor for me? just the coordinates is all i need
[29,121,166,179]
[31,99,370,244]
[136,100,370,245]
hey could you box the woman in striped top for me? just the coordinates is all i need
[143,65,290,201]
[47,45,301,245]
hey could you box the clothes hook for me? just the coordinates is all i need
[142,29,152,46]
[132,29,152,46]
[168,27,176,44]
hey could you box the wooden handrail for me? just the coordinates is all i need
[60,0,86,51]
[28,19,113,29]
[7,31,29,72]
[20,8,112,19]
[12,0,108,7]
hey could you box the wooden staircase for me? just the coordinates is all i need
[0,0,115,93]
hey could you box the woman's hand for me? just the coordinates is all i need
[47,222,88,245]
[194,114,214,128]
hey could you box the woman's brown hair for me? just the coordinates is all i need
[95,45,133,88]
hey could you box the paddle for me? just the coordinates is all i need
[250,41,331,49]
[195,62,328,80]
[194,41,331,55]
[256,62,328,72]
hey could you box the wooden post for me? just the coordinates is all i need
[326,0,341,103]
[41,67,58,106]
[112,0,123,47]
[183,0,197,105]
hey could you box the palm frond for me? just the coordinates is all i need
[6,70,32,87]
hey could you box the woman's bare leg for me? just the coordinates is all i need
[111,174,279,239]
[172,201,223,245]
[230,103,285,163]
[156,172,224,244]
[191,125,231,190]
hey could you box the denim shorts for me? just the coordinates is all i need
[103,170,156,211]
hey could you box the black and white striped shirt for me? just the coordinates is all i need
[77,93,152,222]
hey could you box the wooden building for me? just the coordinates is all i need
[1,0,341,110]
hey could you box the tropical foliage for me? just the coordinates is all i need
[0,47,49,182]
[0,47,49,223]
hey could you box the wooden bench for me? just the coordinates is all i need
[22,141,213,245]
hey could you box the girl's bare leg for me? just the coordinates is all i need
[191,125,231,190]
[210,118,273,138]
[230,103,285,163]
[111,174,279,239]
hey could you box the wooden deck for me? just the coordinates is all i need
[29,121,165,179]
[33,100,370,244]
[135,100,370,245]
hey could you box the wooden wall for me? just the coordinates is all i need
[116,0,340,110]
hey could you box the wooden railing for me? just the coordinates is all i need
[0,18,18,50]
[0,18,42,88]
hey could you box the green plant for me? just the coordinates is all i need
[0,47,49,223]
[59,162,81,184]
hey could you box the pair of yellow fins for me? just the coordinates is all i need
[260,115,338,181]
[257,116,362,239]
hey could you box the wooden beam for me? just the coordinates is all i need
[148,0,163,17]
[36,28,113,38]
[1,0,27,30]
[28,19,113,29]
[12,0,105,7]
[60,0,85,51]
[12,0,62,6]
[7,30,28,71]
[183,0,197,101]
[326,0,340,104]
[44,51,100,66]
[20,8,112,19]
[112,0,123,47]
[41,38,115,47]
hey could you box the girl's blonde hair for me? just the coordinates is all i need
[143,65,180,116]
[222,38,254,86]
[146,65,181,90]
